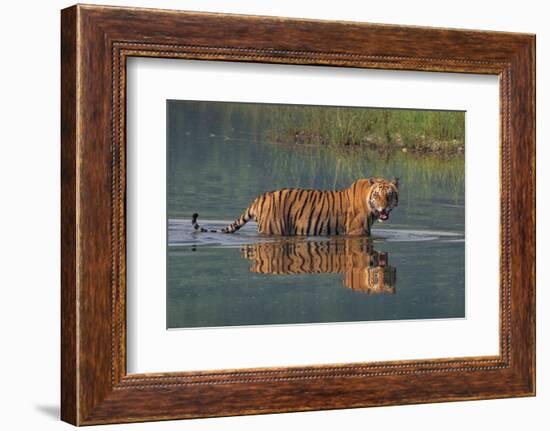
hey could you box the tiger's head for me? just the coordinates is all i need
[365,177,399,222]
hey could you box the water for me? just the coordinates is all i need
[166,101,465,328]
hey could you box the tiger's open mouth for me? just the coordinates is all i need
[378,209,389,221]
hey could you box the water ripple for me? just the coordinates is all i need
[168,218,463,247]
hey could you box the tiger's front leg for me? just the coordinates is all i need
[345,213,372,236]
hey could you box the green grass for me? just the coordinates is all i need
[168,100,465,153]
[263,105,465,153]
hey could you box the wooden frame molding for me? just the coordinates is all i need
[61,4,535,425]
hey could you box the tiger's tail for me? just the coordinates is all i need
[192,206,254,234]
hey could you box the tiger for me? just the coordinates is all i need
[192,177,399,236]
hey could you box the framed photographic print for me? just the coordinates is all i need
[61,4,535,425]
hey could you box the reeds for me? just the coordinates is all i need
[263,105,465,153]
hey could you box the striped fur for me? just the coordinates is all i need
[192,177,399,236]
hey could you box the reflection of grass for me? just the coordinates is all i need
[263,106,465,154]
[270,144,464,201]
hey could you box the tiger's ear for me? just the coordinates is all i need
[367,177,376,185]
[390,177,399,188]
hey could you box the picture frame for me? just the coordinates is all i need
[60,4,535,425]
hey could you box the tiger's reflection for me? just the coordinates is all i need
[241,238,396,294]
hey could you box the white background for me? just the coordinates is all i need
[0,0,547,430]
[127,59,499,373]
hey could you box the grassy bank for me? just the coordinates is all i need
[263,106,465,154]
[167,100,465,154]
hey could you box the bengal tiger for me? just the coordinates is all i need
[192,177,399,236]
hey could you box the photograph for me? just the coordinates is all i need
[166,100,466,328]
